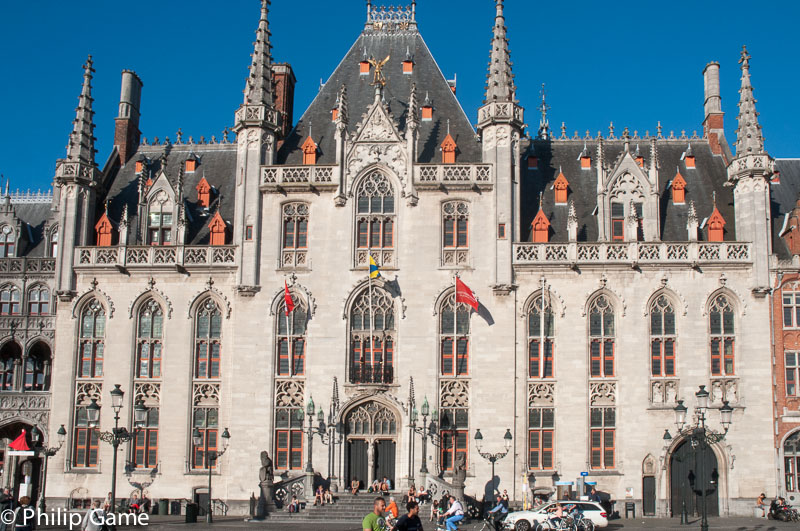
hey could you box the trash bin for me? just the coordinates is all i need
[158,499,168,516]
[185,502,199,523]
[171,501,181,515]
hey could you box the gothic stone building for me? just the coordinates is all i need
[2,0,785,518]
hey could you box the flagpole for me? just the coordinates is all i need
[368,259,374,383]
[453,273,458,369]
[286,280,292,376]
[540,278,545,378]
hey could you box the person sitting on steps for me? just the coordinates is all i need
[314,485,325,506]
[324,488,334,505]
[352,477,361,495]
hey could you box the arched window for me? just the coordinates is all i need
[49,227,59,258]
[0,285,20,316]
[78,300,105,378]
[195,299,221,379]
[650,295,676,377]
[147,193,173,245]
[282,203,309,268]
[442,201,469,266]
[0,342,21,391]
[0,226,15,257]
[355,172,395,254]
[24,342,50,391]
[350,287,395,384]
[709,294,735,376]
[439,292,470,376]
[589,295,615,378]
[136,300,163,379]
[276,294,307,377]
[785,431,800,492]
[27,285,50,315]
[528,294,555,379]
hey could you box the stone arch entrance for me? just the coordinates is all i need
[0,420,41,502]
[344,401,399,490]
[669,439,719,517]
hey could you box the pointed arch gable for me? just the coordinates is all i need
[71,283,114,319]
[643,287,687,317]
[187,289,230,320]
[347,165,403,199]
[269,282,316,317]
[703,287,745,317]
[128,286,173,319]
[521,285,566,318]
[582,287,625,317]
[342,278,404,320]
[336,390,406,427]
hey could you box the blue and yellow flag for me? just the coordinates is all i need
[369,255,381,279]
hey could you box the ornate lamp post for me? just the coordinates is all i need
[298,397,316,473]
[664,386,733,531]
[89,385,148,514]
[30,424,66,512]
[474,428,513,494]
[191,426,230,523]
[315,406,344,483]
[410,397,436,475]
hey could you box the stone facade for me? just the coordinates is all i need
[1,0,789,521]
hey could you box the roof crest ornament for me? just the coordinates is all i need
[537,83,550,140]
[366,2,416,31]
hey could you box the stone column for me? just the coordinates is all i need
[367,440,375,488]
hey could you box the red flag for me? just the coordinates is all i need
[284,281,295,316]
[455,277,479,311]
[9,429,29,451]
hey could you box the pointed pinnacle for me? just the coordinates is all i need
[244,0,274,106]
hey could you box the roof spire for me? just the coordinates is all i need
[537,83,550,140]
[66,55,97,166]
[484,0,516,102]
[243,0,274,105]
[734,45,765,156]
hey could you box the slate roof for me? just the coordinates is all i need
[10,202,55,257]
[522,138,735,243]
[770,159,800,260]
[277,27,481,165]
[104,144,238,245]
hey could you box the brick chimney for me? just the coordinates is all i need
[271,63,296,140]
[702,62,724,155]
[114,70,143,166]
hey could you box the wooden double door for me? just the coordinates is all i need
[669,440,719,517]
[347,439,395,489]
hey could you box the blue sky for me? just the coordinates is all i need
[1,1,798,192]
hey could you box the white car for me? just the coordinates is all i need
[502,500,609,530]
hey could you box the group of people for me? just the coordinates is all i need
[362,494,466,531]
[313,485,335,506]
[0,490,33,531]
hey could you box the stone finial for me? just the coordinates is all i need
[567,200,578,242]
[484,0,516,103]
[243,0,274,106]
[560,121,567,139]
[687,201,698,241]
[407,83,418,130]
[337,84,349,127]
[65,55,97,167]
[537,83,550,140]
[734,45,765,156]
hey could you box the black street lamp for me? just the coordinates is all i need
[474,428,513,494]
[91,385,148,515]
[410,397,436,475]
[191,426,230,523]
[315,405,344,481]
[664,386,733,531]
[297,397,316,473]
[30,424,66,512]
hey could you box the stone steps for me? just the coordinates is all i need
[256,492,424,524]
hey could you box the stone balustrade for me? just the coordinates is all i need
[414,164,493,190]
[0,257,56,275]
[514,241,751,266]
[75,245,237,269]
[261,166,338,190]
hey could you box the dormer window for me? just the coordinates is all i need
[554,171,569,205]
[147,195,173,246]
[402,59,414,74]
[331,107,339,122]
[611,203,624,241]
[135,161,144,174]
[684,144,695,168]
[49,228,58,258]
[672,171,687,204]
[208,212,226,246]
[360,60,370,75]
[95,213,113,247]
[422,105,433,121]
[580,155,591,169]
[302,136,317,165]
[708,206,725,242]
[441,134,457,164]
[0,226,15,257]
[531,208,550,243]
[185,158,197,173]
[196,177,212,208]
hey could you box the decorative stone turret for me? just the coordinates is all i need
[232,0,281,294]
[727,46,774,292]
[477,0,524,293]
[54,56,99,299]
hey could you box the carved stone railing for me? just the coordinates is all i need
[513,241,751,266]
[0,258,56,275]
[710,377,739,405]
[650,379,679,407]
[75,246,237,270]
[273,475,307,505]
[280,249,308,269]
[261,166,338,191]
[442,249,469,267]
[414,164,493,190]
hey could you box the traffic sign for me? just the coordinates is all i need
[580,471,589,477]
